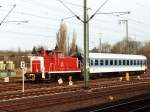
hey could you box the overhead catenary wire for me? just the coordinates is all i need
[1,3,149,31]
[0,0,150,51]
[21,0,75,16]
[97,11,130,16]
[61,15,76,21]
[0,4,16,25]
[88,0,109,22]
[2,18,146,43]
[0,9,149,39]
[56,0,83,22]
[126,18,150,28]
[0,0,149,29]
[5,8,150,31]
[22,0,90,11]
[0,30,55,38]
[135,2,149,10]
[59,0,84,8]
[1,2,150,35]
[0,9,61,23]
[57,0,110,23]
[1,15,148,41]
[21,0,93,20]
[3,20,28,23]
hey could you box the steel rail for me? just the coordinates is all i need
[90,95,150,112]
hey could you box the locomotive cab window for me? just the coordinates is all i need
[46,51,52,56]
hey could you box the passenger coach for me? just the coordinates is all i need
[89,53,147,74]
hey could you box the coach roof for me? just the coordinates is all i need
[89,53,147,60]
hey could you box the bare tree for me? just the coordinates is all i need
[111,37,128,54]
[32,46,37,56]
[111,37,142,54]
[101,42,111,53]
[128,39,142,54]
[69,31,77,56]
[139,42,150,65]
[91,42,111,53]
[56,21,68,55]
[90,47,99,53]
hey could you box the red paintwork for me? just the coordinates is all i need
[31,50,81,74]
[32,60,41,73]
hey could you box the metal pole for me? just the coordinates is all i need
[83,0,88,89]
[68,36,69,55]
[22,68,24,92]
[119,20,129,54]
[86,14,89,84]
[99,37,101,53]
[126,20,129,54]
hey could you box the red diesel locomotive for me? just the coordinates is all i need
[25,50,81,81]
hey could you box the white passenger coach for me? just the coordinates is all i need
[89,53,147,74]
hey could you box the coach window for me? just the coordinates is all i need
[90,60,93,66]
[130,60,133,65]
[110,60,113,66]
[123,60,125,65]
[127,60,129,65]
[95,60,99,66]
[137,60,139,65]
[115,60,117,65]
[105,60,108,66]
[140,60,142,65]
[119,60,122,65]
[100,60,104,66]
[134,60,136,65]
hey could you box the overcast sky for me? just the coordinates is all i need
[0,0,150,51]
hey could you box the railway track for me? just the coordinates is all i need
[89,94,150,112]
[0,76,150,101]
[0,74,149,93]
[1,80,150,112]
[0,79,150,101]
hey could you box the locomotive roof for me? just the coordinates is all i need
[46,50,63,53]
[89,53,147,60]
